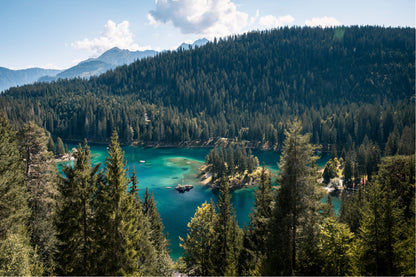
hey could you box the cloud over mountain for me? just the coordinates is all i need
[305,16,342,27]
[259,14,295,28]
[71,20,150,54]
[148,0,248,37]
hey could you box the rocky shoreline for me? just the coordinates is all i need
[198,164,263,189]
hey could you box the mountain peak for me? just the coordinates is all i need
[177,38,209,50]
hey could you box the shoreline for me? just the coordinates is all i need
[198,164,264,190]
[61,137,284,152]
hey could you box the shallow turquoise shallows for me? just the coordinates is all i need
[59,144,336,261]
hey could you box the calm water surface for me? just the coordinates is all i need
[59,144,336,260]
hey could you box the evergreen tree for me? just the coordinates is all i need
[318,217,354,276]
[322,194,335,218]
[397,126,415,155]
[129,166,139,196]
[244,164,274,274]
[180,201,217,275]
[330,144,337,160]
[47,135,55,153]
[353,155,415,276]
[0,113,42,276]
[353,181,394,275]
[385,131,398,155]
[322,158,338,184]
[143,187,173,275]
[339,188,363,233]
[56,142,100,275]
[97,130,143,275]
[18,122,58,274]
[127,167,161,275]
[266,120,321,275]
[211,176,243,276]
[343,154,354,188]
[56,137,65,156]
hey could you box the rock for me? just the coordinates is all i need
[175,184,194,193]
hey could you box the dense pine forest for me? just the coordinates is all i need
[0,26,414,154]
[0,26,415,276]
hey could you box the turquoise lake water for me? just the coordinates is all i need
[59,144,337,261]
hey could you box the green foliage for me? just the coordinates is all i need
[352,155,415,276]
[143,187,173,275]
[266,120,322,275]
[205,143,259,179]
[322,158,338,184]
[18,122,58,275]
[342,154,354,188]
[180,201,217,275]
[47,135,55,153]
[56,142,100,275]
[0,27,413,155]
[210,176,243,276]
[0,232,39,276]
[242,165,274,274]
[321,194,335,218]
[56,137,65,156]
[56,132,172,275]
[339,188,363,233]
[98,130,143,275]
[0,113,42,276]
[318,217,354,276]
[0,26,414,276]
[0,113,29,239]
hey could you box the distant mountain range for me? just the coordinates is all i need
[0,67,62,92]
[38,48,159,82]
[177,38,209,50]
[1,38,208,92]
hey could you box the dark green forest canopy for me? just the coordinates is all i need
[0,26,414,151]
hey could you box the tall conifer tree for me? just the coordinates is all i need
[98,130,141,275]
[56,141,100,275]
[180,201,217,275]
[266,120,321,275]
[143,187,173,275]
[211,176,242,276]
[18,122,58,274]
[0,114,41,276]
[244,164,274,274]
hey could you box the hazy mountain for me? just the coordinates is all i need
[40,39,207,82]
[0,67,61,92]
[96,47,157,65]
[177,38,209,50]
[1,38,207,90]
[39,48,158,82]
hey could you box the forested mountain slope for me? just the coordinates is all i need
[0,26,414,153]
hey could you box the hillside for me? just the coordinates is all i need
[0,26,414,154]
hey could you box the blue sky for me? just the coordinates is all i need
[0,0,414,69]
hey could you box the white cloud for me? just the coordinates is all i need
[249,10,260,25]
[71,20,149,54]
[148,0,249,38]
[305,16,342,27]
[259,14,294,28]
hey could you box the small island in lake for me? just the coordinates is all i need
[199,142,262,189]
[175,184,194,192]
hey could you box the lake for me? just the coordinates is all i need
[59,144,336,261]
